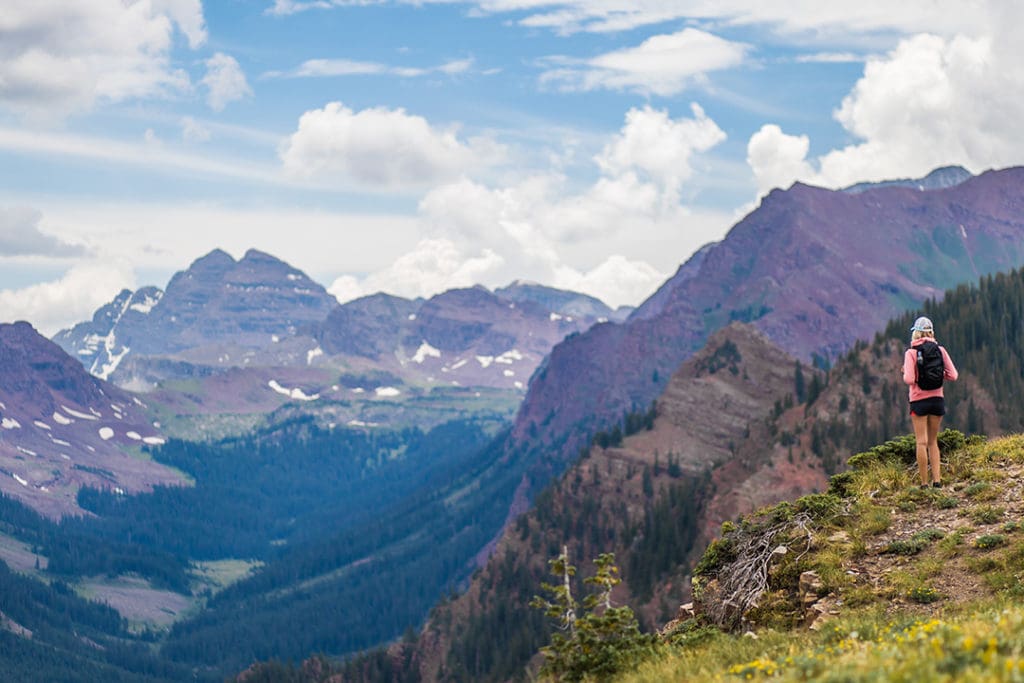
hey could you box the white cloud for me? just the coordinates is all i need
[540,28,748,95]
[794,52,862,63]
[266,0,338,16]
[746,14,1024,192]
[0,206,86,258]
[0,261,135,335]
[815,32,1013,186]
[331,238,504,302]
[596,103,726,202]
[265,1,989,41]
[266,57,474,79]
[0,0,205,115]
[280,102,503,189]
[202,53,252,111]
[330,104,730,307]
[746,124,814,196]
[553,255,666,309]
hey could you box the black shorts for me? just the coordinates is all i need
[910,397,946,416]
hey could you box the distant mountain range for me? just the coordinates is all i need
[51,249,627,438]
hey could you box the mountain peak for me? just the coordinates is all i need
[241,248,283,264]
[189,248,236,271]
[842,164,973,194]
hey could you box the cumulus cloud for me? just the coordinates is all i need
[0,0,205,115]
[280,102,503,189]
[328,104,730,308]
[202,53,252,111]
[0,206,86,258]
[746,15,1024,193]
[330,238,503,303]
[746,124,814,196]
[540,28,748,95]
[0,261,135,335]
[596,103,726,202]
[552,255,667,309]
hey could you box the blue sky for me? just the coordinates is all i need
[1,1,1022,334]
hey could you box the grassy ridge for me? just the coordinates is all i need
[609,433,1024,682]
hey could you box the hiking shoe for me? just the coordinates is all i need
[932,481,942,488]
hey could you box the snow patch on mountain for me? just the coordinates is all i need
[413,342,442,364]
[95,342,130,381]
[375,386,401,397]
[62,405,98,420]
[129,290,162,314]
[98,427,114,440]
[306,346,323,365]
[268,379,319,401]
[495,349,524,364]
[52,412,72,425]
[2,418,21,430]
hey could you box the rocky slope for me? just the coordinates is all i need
[638,431,1024,682]
[0,322,181,518]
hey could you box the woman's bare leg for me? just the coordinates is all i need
[927,415,943,484]
[911,413,930,485]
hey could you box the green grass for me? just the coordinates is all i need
[610,433,1024,682]
[620,602,1024,682]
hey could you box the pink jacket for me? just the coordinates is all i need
[902,337,958,402]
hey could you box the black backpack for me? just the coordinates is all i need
[916,341,944,390]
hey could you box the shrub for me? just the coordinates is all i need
[693,537,736,579]
[792,493,844,523]
[964,482,991,499]
[907,586,941,603]
[846,429,969,470]
[975,534,1008,550]
[971,506,1005,525]
[827,472,855,498]
[882,529,944,555]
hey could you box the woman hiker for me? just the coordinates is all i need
[902,316,958,487]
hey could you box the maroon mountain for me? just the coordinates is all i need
[511,166,1024,479]
[53,249,338,381]
[0,322,181,518]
